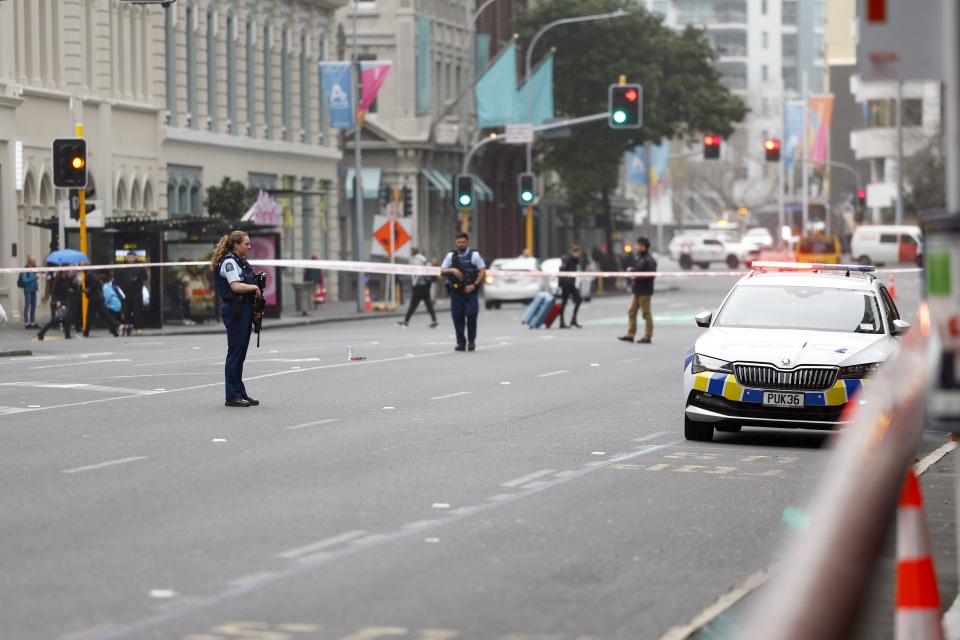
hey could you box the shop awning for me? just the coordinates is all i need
[420,169,451,198]
[345,168,383,199]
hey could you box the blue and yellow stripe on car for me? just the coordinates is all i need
[692,372,865,406]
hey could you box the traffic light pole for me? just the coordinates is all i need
[76,122,89,332]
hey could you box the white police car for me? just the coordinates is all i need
[683,262,910,441]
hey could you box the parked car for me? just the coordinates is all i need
[850,224,923,266]
[540,257,595,302]
[742,227,774,251]
[482,257,545,310]
[674,236,757,270]
[794,235,841,264]
[683,261,908,441]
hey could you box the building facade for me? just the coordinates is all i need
[0,0,345,321]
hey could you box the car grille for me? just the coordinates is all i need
[733,364,838,391]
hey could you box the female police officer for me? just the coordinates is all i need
[210,231,262,407]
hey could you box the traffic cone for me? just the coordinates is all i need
[363,285,372,312]
[889,274,897,300]
[895,468,943,640]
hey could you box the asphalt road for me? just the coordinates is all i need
[0,267,944,640]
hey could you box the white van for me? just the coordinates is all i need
[850,225,923,266]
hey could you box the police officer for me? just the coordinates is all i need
[210,231,263,407]
[440,231,486,351]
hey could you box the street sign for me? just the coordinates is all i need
[505,123,534,145]
[371,215,413,258]
[858,0,941,81]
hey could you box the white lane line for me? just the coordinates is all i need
[62,456,147,474]
[537,370,569,378]
[284,419,341,430]
[30,359,132,370]
[0,407,33,415]
[633,430,673,442]
[276,530,367,559]
[915,438,958,476]
[430,391,471,400]
[501,469,556,487]
[0,382,160,396]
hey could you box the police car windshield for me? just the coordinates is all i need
[715,285,884,334]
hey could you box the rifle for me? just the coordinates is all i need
[252,271,267,347]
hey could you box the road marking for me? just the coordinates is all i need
[501,469,556,487]
[0,382,159,396]
[915,438,958,475]
[62,456,147,474]
[30,359,132,370]
[0,406,32,415]
[283,418,341,430]
[276,530,367,559]
[430,391,470,400]
[633,430,672,442]
[83,440,683,640]
[537,369,569,377]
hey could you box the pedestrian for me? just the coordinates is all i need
[115,250,148,334]
[440,232,486,351]
[36,270,75,341]
[102,272,126,332]
[82,272,122,337]
[397,247,438,328]
[210,230,263,407]
[618,236,657,344]
[558,244,583,329]
[17,255,40,328]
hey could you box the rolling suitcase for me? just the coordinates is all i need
[543,301,563,328]
[528,295,556,329]
[522,292,553,326]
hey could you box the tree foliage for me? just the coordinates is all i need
[513,0,748,241]
[204,177,260,220]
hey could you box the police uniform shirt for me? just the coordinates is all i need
[220,255,242,285]
[441,248,486,271]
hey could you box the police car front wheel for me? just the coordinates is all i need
[684,416,714,441]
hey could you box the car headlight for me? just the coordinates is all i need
[691,354,733,374]
[839,362,883,379]
[484,275,494,284]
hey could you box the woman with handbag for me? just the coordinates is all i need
[37,270,75,341]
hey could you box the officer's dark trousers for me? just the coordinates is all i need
[450,291,479,346]
[221,303,252,400]
[404,283,436,323]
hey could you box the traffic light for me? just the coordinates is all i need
[52,138,88,188]
[764,138,781,162]
[454,173,475,209]
[517,173,536,206]
[703,135,721,160]
[379,185,390,206]
[402,186,412,216]
[608,84,642,129]
[68,187,96,220]
[854,188,866,223]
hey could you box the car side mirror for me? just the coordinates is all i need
[695,311,712,328]
[892,319,911,335]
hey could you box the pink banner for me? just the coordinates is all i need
[359,61,392,112]
[807,95,834,168]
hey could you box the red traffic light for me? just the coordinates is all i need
[703,135,720,146]
[623,88,639,102]
[763,138,781,151]
[857,189,866,199]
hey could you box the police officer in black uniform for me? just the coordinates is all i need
[210,231,263,407]
[440,232,486,351]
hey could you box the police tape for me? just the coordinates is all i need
[0,258,925,280]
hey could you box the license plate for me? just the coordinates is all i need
[762,391,805,408]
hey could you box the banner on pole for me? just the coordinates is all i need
[320,62,354,129]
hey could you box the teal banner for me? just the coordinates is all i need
[417,17,432,115]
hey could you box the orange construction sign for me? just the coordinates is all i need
[373,219,411,256]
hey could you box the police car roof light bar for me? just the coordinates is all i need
[751,261,876,273]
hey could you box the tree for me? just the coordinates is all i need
[204,177,259,220]
[513,0,748,249]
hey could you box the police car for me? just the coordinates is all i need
[682,262,910,441]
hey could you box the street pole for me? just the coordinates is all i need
[801,70,809,233]
[76,122,88,331]
[351,1,366,312]
[896,79,904,225]
[645,141,653,245]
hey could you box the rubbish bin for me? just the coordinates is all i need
[292,283,313,316]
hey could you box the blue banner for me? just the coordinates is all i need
[626,142,671,186]
[320,62,354,129]
[783,101,803,171]
[475,41,517,128]
[515,54,554,126]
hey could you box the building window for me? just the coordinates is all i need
[186,3,197,129]
[167,165,202,218]
[206,7,218,132]
[761,64,768,81]
[165,8,178,126]
[782,33,798,59]
[716,62,747,90]
[300,32,311,144]
[711,30,747,57]
[761,32,768,49]
[282,27,292,142]
[782,1,797,26]
[782,65,798,92]
[813,1,825,27]
[264,23,273,139]
[813,33,825,59]
[761,0,768,15]
[652,0,668,15]
[227,13,237,134]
